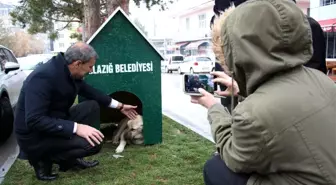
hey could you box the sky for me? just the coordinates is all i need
[1,0,211,38]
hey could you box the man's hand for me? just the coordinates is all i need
[120,104,138,120]
[191,88,218,109]
[75,124,104,147]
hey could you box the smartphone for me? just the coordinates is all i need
[183,74,217,96]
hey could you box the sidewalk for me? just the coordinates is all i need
[161,74,214,143]
[0,133,19,184]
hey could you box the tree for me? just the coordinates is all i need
[133,18,148,36]
[1,19,44,57]
[10,0,83,40]
[11,0,175,42]
[83,0,101,42]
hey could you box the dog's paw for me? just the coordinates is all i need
[112,139,119,145]
[115,146,124,153]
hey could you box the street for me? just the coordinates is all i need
[161,73,214,142]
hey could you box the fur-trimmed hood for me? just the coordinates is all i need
[212,0,313,97]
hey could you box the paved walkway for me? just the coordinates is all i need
[0,133,19,184]
[161,73,215,143]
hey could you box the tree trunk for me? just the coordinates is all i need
[106,0,130,16]
[83,0,101,42]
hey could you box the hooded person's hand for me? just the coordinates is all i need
[211,71,240,97]
[190,88,218,109]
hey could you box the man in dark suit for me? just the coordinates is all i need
[14,42,138,181]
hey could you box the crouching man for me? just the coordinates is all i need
[14,42,138,181]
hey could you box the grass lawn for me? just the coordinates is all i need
[2,116,214,185]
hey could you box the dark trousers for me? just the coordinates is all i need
[21,100,102,165]
[203,155,250,185]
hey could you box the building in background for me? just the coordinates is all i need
[0,2,21,32]
[171,0,214,58]
[149,37,174,56]
[170,0,311,59]
[52,22,80,52]
[310,0,336,59]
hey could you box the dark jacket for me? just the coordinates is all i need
[305,16,327,74]
[14,53,111,148]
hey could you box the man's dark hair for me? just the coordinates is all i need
[64,42,99,64]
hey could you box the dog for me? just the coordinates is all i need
[111,115,144,153]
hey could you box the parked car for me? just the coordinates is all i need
[179,55,215,74]
[163,54,184,73]
[17,54,53,77]
[0,45,26,144]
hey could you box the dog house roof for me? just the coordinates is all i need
[86,7,164,60]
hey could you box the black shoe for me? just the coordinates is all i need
[59,158,99,172]
[74,158,99,169]
[31,160,58,181]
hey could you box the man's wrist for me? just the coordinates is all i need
[117,103,124,110]
[109,99,120,109]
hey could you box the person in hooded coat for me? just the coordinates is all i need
[192,0,336,185]
[211,1,239,113]
[231,0,328,74]
[211,0,327,114]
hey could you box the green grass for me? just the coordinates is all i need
[2,116,214,185]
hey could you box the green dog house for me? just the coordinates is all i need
[80,7,163,145]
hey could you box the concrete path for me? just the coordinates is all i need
[0,133,19,184]
[161,73,215,143]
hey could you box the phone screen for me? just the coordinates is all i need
[184,74,216,95]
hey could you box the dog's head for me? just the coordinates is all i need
[125,115,144,145]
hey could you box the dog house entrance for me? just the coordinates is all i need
[100,91,143,124]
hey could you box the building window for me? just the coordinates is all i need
[199,14,206,29]
[321,0,335,6]
[59,34,64,38]
[186,18,190,30]
[59,43,65,48]
[324,30,336,58]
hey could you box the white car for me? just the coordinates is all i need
[18,54,54,77]
[0,45,26,144]
[163,54,184,73]
[179,55,215,74]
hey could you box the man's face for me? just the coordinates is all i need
[72,57,95,79]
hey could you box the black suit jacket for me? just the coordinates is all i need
[14,53,111,143]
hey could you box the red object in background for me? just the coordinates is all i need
[194,62,198,66]
[329,75,336,82]
[318,18,336,32]
[77,27,83,33]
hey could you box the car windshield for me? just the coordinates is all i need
[18,56,51,70]
[196,57,211,61]
[172,56,184,61]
